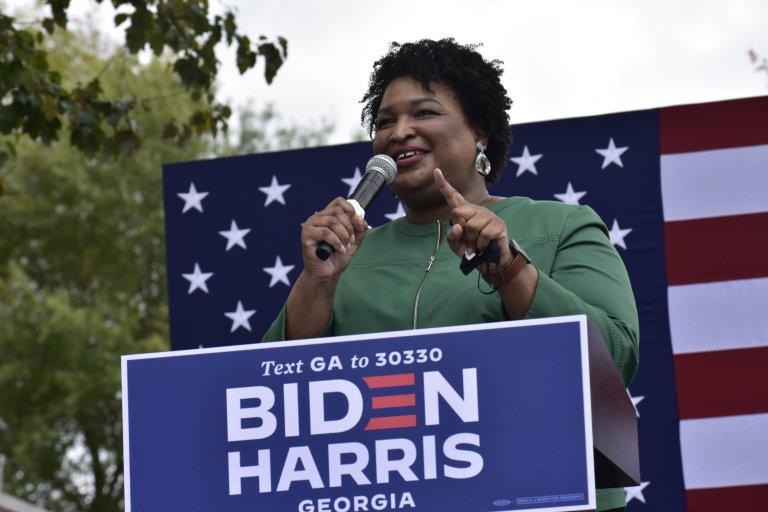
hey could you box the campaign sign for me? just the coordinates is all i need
[122,315,595,512]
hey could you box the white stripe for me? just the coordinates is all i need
[680,413,768,489]
[661,144,768,221]
[668,277,768,354]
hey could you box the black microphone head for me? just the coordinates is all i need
[365,154,397,184]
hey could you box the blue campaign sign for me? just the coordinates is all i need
[122,315,595,512]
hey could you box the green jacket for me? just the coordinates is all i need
[264,196,640,511]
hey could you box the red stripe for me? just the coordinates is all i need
[364,415,417,430]
[674,346,768,420]
[363,373,415,389]
[664,212,768,286]
[686,484,768,511]
[660,96,768,154]
[372,394,416,409]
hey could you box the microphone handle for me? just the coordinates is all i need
[315,171,387,261]
[316,241,334,261]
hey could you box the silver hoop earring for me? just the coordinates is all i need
[475,143,491,176]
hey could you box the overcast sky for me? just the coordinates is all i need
[12,0,768,144]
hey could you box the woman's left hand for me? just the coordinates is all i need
[433,168,514,267]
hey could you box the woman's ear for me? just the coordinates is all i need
[472,128,489,149]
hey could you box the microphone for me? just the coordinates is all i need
[315,154,397,260]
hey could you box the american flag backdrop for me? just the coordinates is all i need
[162,95,768,511]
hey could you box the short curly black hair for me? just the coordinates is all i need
[361,38,512,184]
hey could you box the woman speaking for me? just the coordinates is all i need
[264,38,639,512]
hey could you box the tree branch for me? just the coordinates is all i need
[83,429,106,511]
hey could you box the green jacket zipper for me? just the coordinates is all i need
[412,220,444,329]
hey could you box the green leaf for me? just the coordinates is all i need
[173,57,208,89]
[189,110,208,132]
[161,122,178,139]
[258,42,284,84]
[124,7,153,54]
[236,36,256,74]
[114,13,130,26]
[41,96,59,118]
[149,32,165,55]
[116,128,140,154]
[105,109,122,128]
[0,0,289,168]
[42,18,55,34]
[48,0,69,28]
[278,36,288,59]
[223,12,236,44]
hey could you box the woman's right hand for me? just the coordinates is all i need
[300,197,369,282]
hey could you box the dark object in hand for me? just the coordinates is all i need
[459,239,501,275]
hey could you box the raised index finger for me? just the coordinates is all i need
[434,168,468,209]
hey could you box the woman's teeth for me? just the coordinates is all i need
[396,150,422,161]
